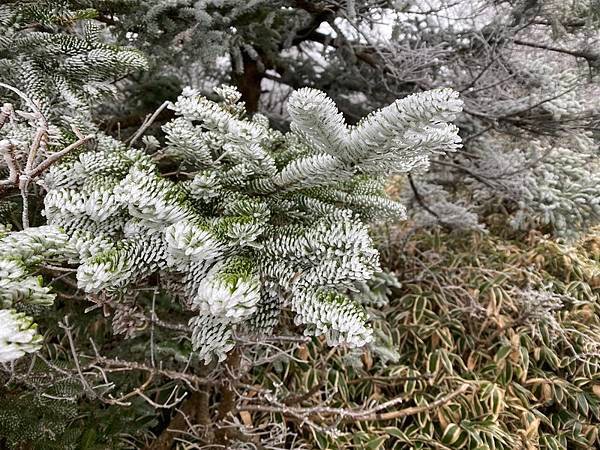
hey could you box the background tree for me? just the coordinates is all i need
[101,0,600,236]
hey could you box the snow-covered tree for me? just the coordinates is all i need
[69,0,597,237]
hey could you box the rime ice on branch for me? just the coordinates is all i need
[1,85,462,364]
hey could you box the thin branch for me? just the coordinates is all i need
[127,100,171,147]
[347,373,434,385]
[0,140,20,185]
[354,384,471,422]
[93,356,219,389]
[150,288,158,368]
[239,384,472,423]
[0,82,45,124]
[512,39,599,64]
[431,160,497,189]
[59,317,97,398]
[408,174,441,220]
[29,134,94,178]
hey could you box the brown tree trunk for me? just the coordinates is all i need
[232,51,263,114]
[213,348,242,446]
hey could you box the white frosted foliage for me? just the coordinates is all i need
[1,85,462,363]
[0,310,43,363]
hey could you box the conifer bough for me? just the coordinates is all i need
[0,85,462,364]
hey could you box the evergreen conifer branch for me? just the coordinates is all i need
[1,84,462,364]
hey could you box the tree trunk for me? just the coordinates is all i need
[213,348,242,446]
[232,51,263,114]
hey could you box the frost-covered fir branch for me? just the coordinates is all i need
[0,0,147,121]
[1,84,462,364]
[0,225,76,309]
[0,309,42,363]
[0,225,76,363]
[462,135,600,239]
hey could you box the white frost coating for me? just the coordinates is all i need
[2,85,462,363]
[0,310,42,363]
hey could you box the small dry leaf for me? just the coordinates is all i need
[509,334,521,364]
[524,417,540,439]
[467,352,477,371]
[362,349,373,370]
[580,305,594,321]
[239,411,253,427]
[486,289,497,315]
[541,383,553,402]
[297,345,309,361]
[437,409,449,430]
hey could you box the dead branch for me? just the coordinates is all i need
[0,82,93,227]
[128,100,171,147]
[239,383,471,424]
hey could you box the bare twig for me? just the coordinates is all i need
[150,288,158,368]
[0,82,45,122]
[347,373,434,385]
[512,39,600,65]
[239,383,472,423]
[29,134,94,178]
[93,356,218,389]
[0,139,20,186]
[0,83,93,227]
[408,174,441,220]
[127,100,170,147]
[59,316,97,398]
